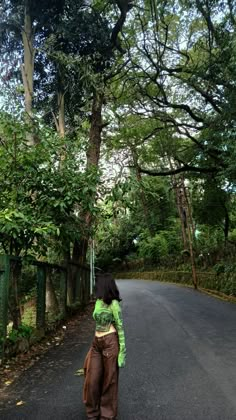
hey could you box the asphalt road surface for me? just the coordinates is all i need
[1,280,236,420]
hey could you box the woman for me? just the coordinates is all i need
[83,272,126,420]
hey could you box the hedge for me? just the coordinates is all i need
[114,270,236,297]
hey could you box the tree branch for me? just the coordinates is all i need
[136,164,218,177]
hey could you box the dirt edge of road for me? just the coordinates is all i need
[0,303,94,399]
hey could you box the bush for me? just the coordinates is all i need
[138,232,168,263]
[8,324,33,343]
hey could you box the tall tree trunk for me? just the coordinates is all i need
[55,81,73,303]
[170,158,197,288]
[58,89,65,138]
[8,260,22,329]
[169,158,188,250]
[168,156,188,249]
[132,151,154,236]
[21,0,35,145]
[52,71,66,144]
[10,1,36,322]
[86,90,104,169]
[72,89,104,265]
[67,266,75,306]
[56,86,67,166]
[45,268,60,318]
[221,201,230,250]
[186,210,198,289]
[181,174,196,239]
[181,180,198,289]
[175,184,188,249]
[224,210,230,243]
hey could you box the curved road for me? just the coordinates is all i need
[1,280,236,419]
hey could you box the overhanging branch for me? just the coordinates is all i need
[136,164,218,177]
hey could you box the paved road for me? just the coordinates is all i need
[1,280,236,419]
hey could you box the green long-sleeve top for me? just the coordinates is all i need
[93,299,126,368]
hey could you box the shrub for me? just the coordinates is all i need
[138,233,168,263]
[8,324,33,343]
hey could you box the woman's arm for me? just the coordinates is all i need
[112,300,126,368]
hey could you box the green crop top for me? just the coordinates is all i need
[93,299,126,368]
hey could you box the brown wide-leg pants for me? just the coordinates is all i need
[83,332,119,420]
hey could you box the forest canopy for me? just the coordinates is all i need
[0,0,236,284]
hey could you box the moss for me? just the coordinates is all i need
[21,306,36,327]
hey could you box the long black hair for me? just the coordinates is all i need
[95,273,122,305]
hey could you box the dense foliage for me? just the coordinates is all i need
[0,0,236,298]
[0,112,99,259]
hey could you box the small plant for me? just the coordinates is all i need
[8,324,33,343]
[213,263,225,276]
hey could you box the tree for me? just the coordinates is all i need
[105,0,236,179]
[0,111,100,325]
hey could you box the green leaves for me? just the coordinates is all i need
[0,112,100,258]
[8,324,33,343]
[137,231,169,263]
